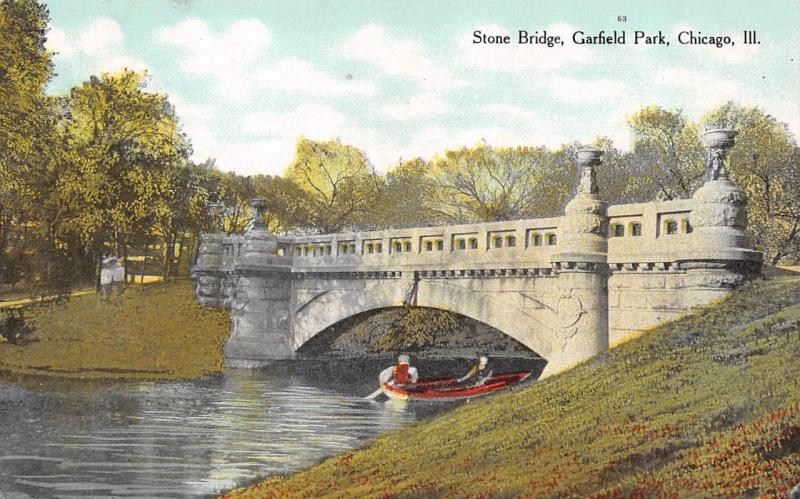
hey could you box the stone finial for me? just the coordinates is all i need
[248,197,268,232]
[557,146,608,265]
[207,202,223,232]
[690,127,760,265]
[241,197,279,261]
[574,147,603,195]
[701,129,738,181]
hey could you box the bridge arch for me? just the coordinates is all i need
[291,280,558,359]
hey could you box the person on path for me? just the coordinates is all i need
[112,257,125,296]
[99,255,116,301]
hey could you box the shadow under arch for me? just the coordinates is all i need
[296,305,546,360]
[291,279,562,363]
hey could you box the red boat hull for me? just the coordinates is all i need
[382,371,531,401]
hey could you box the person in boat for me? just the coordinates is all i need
[379,354,419,387]
[457,356,493,385]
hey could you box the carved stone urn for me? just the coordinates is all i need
[688,128,760,268]
[702,129,738,181]
[702,128,738,149]
[241,197,278,266]
[559,146,608,262]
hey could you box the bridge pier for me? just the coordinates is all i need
[224,200,295,366]
[541,147,609,378]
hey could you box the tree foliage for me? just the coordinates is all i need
[1,2,798,292]
[285,138,381,232]
[59,71,190,252]
[626,105,705,200]
[374,308,458,352]
[431,142,572,222]
[0,0,59,289]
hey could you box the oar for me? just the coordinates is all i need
[364,387,384,400]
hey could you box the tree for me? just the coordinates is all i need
[430,142,571,222]
[374,308,457,352]
[372,157,442,228]
[627,105,705,200]
[702,102,800,264]
[589,137,655,204]
[154,160,218,278]
[0,0,54,285]
[284,138,381,233]
[250,174,314,233]
[58,70,191,284]
[216,171,257,234]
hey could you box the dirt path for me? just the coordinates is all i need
[0,276,163,309]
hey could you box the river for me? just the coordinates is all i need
[0,357,543,498]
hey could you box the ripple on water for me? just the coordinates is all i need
[0,366,453,498]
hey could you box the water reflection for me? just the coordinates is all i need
[0,357,542,498]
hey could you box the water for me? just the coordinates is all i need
[0,358,542,498]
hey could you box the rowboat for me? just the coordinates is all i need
[381,371,531,401]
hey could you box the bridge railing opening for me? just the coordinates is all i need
[206,197,704,272]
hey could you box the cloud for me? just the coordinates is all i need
[480,103,544,123]
[655,67,743,109]
[256,58,376,97]
[231,99,635,175]
[242,104,348,139]
[215,139,297,176]
[544,77,628,103]
[343,24,466,90]
[47,26,75,58]
[169,92,303,177]
[461,23,592,72]
[46,19,147,74]
[404,118,568,159]
[235,103,409,174]
[784,110,800,142]
[160,19,375,99]
[479,102,635,150]
[168,93,218,162]
[77,18,124,56]
[158,18,270,98]
[383,93,450,120]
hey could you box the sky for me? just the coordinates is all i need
[43,0,800,176]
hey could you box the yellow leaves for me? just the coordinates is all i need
[430,143,571,221]
[285,138,371,201]
[281,138,380,232]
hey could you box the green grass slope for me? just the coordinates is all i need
[227,275,800,498]
[0,279,230,380]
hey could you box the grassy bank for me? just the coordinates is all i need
[227,274,800,497]
[0,279,230,380]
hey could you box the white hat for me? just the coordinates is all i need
[398,354,410,363]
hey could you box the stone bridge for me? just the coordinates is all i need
[192,130,760,377]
